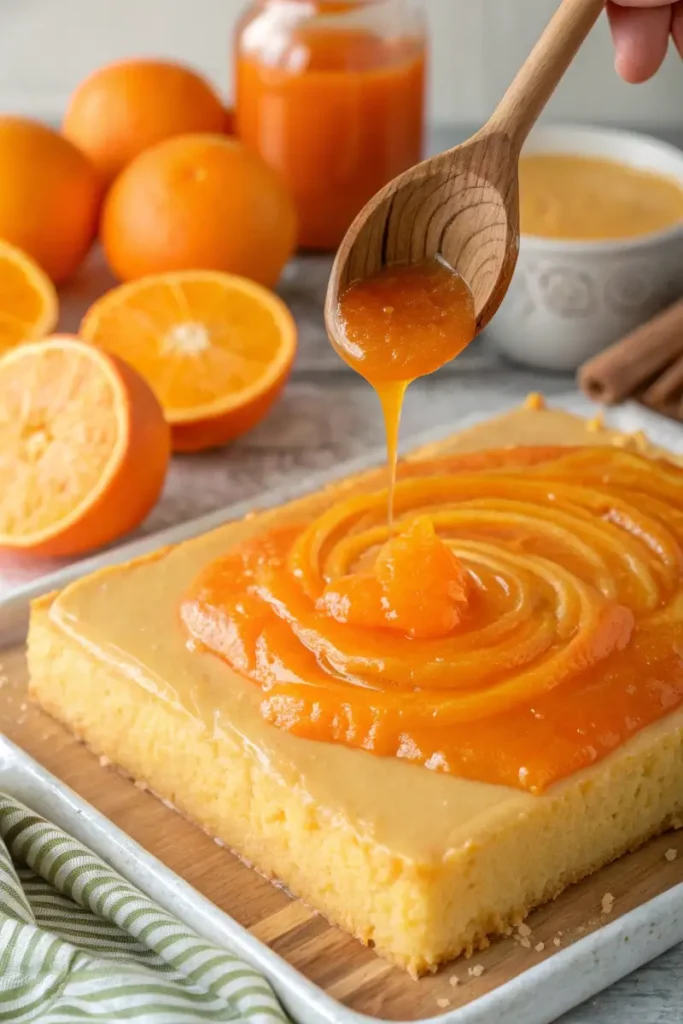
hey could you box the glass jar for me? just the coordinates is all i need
[235,0,427,251]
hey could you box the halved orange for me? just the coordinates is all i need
[80,270,297,452]
[0,335,170,557]
[0,240,58,354]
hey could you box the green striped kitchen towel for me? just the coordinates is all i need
[0,794,289,1023]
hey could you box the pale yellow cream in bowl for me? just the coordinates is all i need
[487,126,683,371]
[520,152,683,242]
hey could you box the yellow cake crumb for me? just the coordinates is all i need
[586,413,604,432]
[601,893,615,914]
[665,849,678,862]
[553,937,561,948]
[448,974,460,988]
[611,431,649,452]
[436,998,451,1009]
[517,923,532,937]
[535,942,545,952]
[468,964,485,978]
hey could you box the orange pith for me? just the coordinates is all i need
[0,336,170,557]
[0,241,58,353]
[80,271,297,452]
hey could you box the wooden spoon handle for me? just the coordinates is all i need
[488,0,605,149]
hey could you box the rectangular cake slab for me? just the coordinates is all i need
[23,404,683,974]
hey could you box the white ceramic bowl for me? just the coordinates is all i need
[486,125,683,372]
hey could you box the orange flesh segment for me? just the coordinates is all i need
[0,341,121,538]
[182,444,683,793]
[0,242,57,353]
[80,271,296,422]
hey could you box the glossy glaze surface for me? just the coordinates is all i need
[183,436,683,792]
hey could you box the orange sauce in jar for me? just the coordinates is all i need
[235,2,426,250]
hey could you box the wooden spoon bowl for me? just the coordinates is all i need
[327,130,520,334]
[325,0,606,346]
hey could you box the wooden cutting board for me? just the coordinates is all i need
[1,639,682,1022]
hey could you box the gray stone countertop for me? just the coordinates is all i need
[2,176,682,1023]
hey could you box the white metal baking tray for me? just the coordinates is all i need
[1,393,682,1024]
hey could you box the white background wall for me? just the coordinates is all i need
[0,0,681,126]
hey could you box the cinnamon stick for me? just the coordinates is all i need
[578,298,683,406]
[641,352,683,421]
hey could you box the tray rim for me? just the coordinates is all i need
[1,734,681,1024]
[1,392,683,1024]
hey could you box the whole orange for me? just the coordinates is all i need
[101,134,297,288]
[63,59,229,187]
[0,117,101,283]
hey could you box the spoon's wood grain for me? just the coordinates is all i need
[325,0,606,345]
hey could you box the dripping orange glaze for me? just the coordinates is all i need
[182,443,683,792]
[331,256,477,510]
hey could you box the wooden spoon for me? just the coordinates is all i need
[325,0,606,345]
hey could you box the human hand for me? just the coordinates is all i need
[608,0,683,82]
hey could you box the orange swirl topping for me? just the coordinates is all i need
[182,444,683,793]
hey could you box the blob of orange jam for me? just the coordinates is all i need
[182,444,683,792]
[320,516,470,639]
